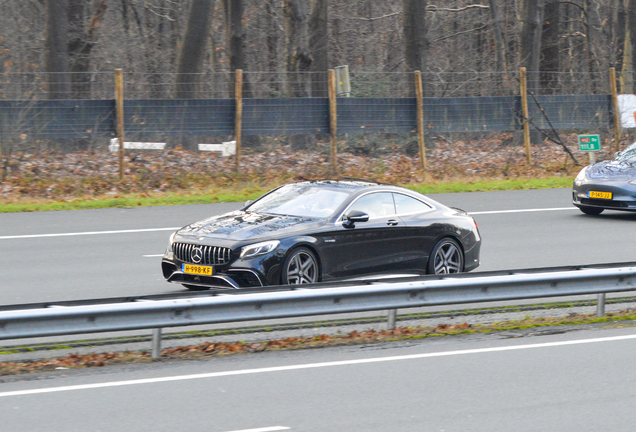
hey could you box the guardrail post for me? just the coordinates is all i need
[151,328,162,358]
[387,309,397,330]
[596,294,606,317]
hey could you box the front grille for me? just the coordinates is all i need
[580,198,628,208]
[174,243,232,266]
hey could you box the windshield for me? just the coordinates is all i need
[247,184,351,217]
[615,142,636,163]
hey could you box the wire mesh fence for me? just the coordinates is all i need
[0,70,623,101]
[0,69,629,189]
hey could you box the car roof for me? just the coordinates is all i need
[288,178,392,190]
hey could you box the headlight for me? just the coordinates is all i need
[240,240,280,258]
[163,232,177,260]
[574,167,587,182]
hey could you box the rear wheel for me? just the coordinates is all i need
[427,238,464,274]
[281,247,319,285]
[579,206,604,215]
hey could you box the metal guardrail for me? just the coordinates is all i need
[3,261,635,313]
[1,265,636,359]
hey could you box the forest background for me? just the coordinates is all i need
[0,0,633,209]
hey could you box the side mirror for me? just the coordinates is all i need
[615,151,623,158]
[342,210,369,228]
[244,200,253,208]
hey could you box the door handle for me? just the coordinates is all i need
[387,219,399,226]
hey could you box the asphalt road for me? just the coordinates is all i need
[1,326,635,431]
[2,187,636,304]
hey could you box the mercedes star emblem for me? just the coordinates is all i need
[191,247,203,264]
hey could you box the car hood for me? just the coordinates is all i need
[176,211,325,241]
[587,160,636,180]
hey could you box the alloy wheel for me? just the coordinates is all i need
[285,250,318,284]
[432,240,463,274]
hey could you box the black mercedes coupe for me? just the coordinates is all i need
[161,180,481,290]
[573,142,636,215]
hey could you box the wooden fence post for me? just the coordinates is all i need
[414,70,427,171]
[328,69,338,175]
[115,69,125,180]
[610,67,622,154]
[235,69,243,174]
[519,67,532,164]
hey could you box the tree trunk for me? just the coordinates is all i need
[519,0,545,93]
[540,0,559,94]
[583,0,600,94]
[519,0,545,145]
[223,0,253,98]
[45,0,71,100]
[283,0,312,97]
[283,0,314,150]
[611,0,627,89]
[489,0,509,75]
[403,0,428,96]
[309,0,328,98]
[67,0,108,99]
[175,0,214,99]
[622,0,636,93]
[265,0,280,94]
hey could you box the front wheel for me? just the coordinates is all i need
[579,206,604,215]
[281,247,319,285]
[427,238,464,274]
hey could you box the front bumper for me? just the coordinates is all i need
[161,259,267,289]
[162,244,286,289]
[572,178,636,211]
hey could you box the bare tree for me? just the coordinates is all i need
[309,0,328,97]
[223,0,254,98]
[283,0,313,149]
[622,0,636,93]
[519,0,545,93]
[67,0,108,99]
[283,0,312,97]
[403,0,428,95]
[489,0,509,75]
[610,0,627,85]
[264,0,281,94]
[540,0,559,93]
[175,0,214,99]
[45,0,71,99]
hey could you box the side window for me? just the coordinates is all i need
[347,193,396,218]
[393,193,431,215]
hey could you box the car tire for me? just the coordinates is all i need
[281,247,319,285]
[579,206,604,215]
[427,238,464,274]
[182,284,209,291]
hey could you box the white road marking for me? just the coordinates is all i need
[0,227,180,240]
[143,254,164,258]
[0,207,577,240]
[225,428,290,432]
[469,207,577,215]
[1,333,634,398]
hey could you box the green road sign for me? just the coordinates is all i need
[578,134,601,152]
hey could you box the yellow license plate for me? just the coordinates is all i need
[588,191,612,200]
[182,264,214,276]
